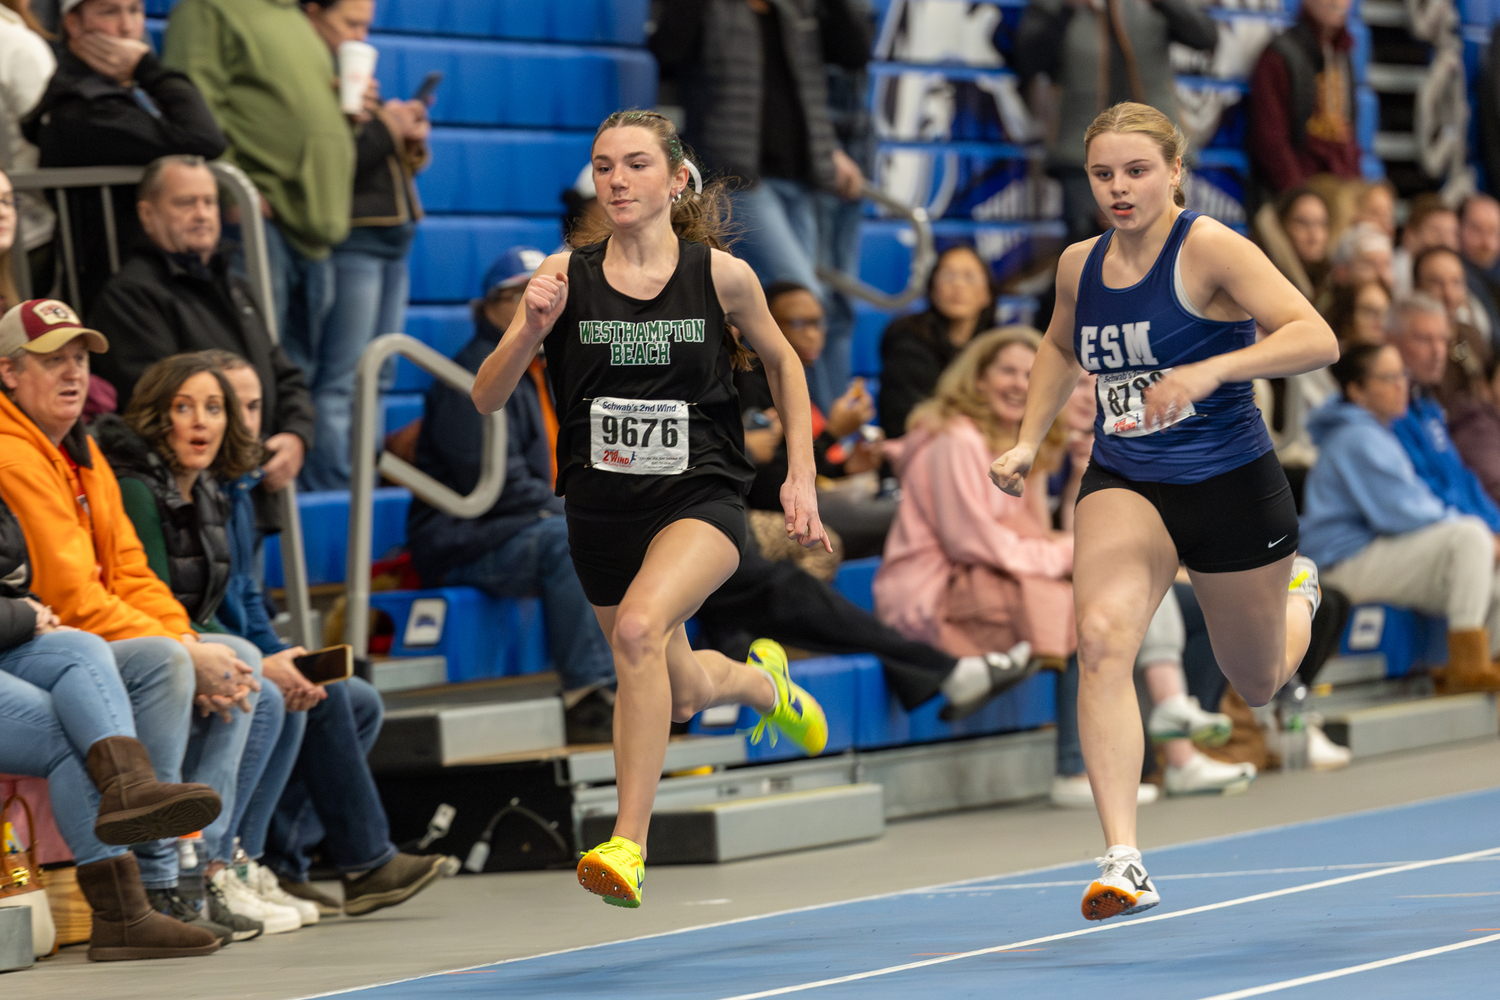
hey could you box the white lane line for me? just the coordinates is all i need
[712,845,1500,1000]
[1192,932,1500,1000]
[908,860,1498,894]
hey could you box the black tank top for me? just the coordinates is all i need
[546,239,754,509]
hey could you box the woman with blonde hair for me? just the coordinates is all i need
[991,102,1338,921]
[874,326,1066,684]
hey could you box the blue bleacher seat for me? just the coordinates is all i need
[263,488,411,589]
[689,653,1057,756]
[419,129,593,215]
[392,305,474,392]
[833,557,881,614]
[408,217,563,303]
[851,303,891,379]
[374,0,650,45]
[373,35,657,130]
[367,588,551,682]
[1339,605,1448,678]
[858,219,1066,294]
[380,393,424,439]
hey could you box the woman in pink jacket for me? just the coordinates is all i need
[875,327,1076,660]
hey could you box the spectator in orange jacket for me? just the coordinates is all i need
[0,298,265,937]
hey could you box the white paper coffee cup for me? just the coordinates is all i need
[338,40,379,115]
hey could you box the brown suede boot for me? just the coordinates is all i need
[76,854,221,961]
[86,736,222,845]
[1442,629,1500,693]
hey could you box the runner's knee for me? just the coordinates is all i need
[610,606,670,667]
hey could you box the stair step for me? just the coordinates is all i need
[370,697,565,772]
[860,728,1056,819]
[1361,0,1410,26]
[1374,131,1421,161]
[567,736,747,785]
[369,655,449,693]
[1366,63,1429,93]
[1321,694,1499,758]
[581,784,885,864]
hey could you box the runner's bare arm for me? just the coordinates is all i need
[471,251,571,415]
[1140,222,1338,429]
[712,250,832,552]
[991,241,1091,496]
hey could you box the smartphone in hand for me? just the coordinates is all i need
[293,645,354,685]
[412,71,443,106]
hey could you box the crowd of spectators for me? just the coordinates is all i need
[4,0,1500,969]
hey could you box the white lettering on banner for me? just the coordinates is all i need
[1099,325,1124,369]
[1079,326,1099,371]
[589,397,689,475]
[1123,321,1158,366]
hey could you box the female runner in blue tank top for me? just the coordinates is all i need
[992,103,1339,922]
[471,111,832,910]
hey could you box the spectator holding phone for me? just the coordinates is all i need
[98,350,447,922]
[298,0,432,490]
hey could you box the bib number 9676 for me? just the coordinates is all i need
[1097,368,1194,437]
[590,397,689,475]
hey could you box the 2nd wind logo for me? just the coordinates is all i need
[599,447,635,468]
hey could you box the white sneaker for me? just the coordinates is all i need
[241,858,319,926]
[1164,751,1256,796]
[1148,693,1232,748]
[1081,845,1160,921]
[1307,721,1352,770]
[1050,774,1159,808]
[211,867,302,935]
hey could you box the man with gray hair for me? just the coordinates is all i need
[1386,293,1500,533]
[88,154,314,501]
[1329,221,1394,291]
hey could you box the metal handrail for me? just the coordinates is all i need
[815,181,935,311]
[5,162,316,649]
[344,333,508,658]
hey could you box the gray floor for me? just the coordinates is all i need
[9,738,1499,1000]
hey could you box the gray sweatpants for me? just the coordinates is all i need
[1320,516,1500,655]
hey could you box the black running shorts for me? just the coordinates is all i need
[1075,450,1299,573]
[564,482,748,607]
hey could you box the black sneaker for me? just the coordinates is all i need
[145,887,238,946]
[203,879,265,941]
[277,875,343,916]
[341,853,446,917]
[565,688,615,745]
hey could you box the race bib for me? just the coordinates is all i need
[589,397,689,475]
[1097,369,1195,437]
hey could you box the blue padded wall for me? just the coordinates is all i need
[419,129,593,214]
[373,36,657,130]
[373,0,650,45]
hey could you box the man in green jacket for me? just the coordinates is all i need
[162,0,355,387]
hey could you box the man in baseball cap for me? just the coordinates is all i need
[0,299,108,445]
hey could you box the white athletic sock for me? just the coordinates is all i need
[941,656,991,706]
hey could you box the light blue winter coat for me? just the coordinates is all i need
[1300,399,1455,567]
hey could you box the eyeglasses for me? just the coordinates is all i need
[1365,371,1408,385]
[0,194,14,210]
[781,317,826,332]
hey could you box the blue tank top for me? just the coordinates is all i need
[1073,210,1272,484]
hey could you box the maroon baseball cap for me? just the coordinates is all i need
[0,299,109,356]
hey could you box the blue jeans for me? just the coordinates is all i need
[176,634,264,869]
[109,637,198,889]
[1056,654,1084,777]
[446,516,616,692]
[265,220,336,411]
[235,683,306,859]
[812,191,862,411]
[264,676,396,879]
[0,631,143,868]
[299,245,411,491]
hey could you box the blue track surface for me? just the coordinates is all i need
[311,789,1500,999]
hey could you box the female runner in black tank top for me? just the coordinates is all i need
[472,111,831,909]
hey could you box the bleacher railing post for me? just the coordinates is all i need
[345,333,507,659]
[815,181,935,311]
[7,163,318,651]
